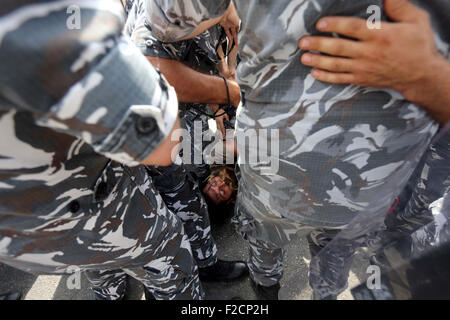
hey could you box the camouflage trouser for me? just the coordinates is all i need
[232,96,436,298]
[85,232,204,300]
[232,208,341,287]
[87,163,217,300]
[147,163,218,268]
[179,109,215,182]
[373,125,450,256]
[82,165,204,301]
[385,127,450,241]
[0,162,203,300]
[309,126,450,299]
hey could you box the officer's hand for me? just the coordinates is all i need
[228,79,241,108]
[217,32,239,80]
[227,30,239,80]
[212,105,230,137]
[220,1,240,44]
[298,0,443,104]
[217,45,232,79]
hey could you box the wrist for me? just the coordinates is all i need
[402,55,450,125]
[228,80,241,107]
[401,56,446,103]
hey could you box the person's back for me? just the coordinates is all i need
[0,0,204,300]
[231,0,440,227]
[148,0,440,227]
[146,0,448,299]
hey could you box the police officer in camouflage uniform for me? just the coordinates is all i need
[123,0,247,285]
[125,0,240,184]
[145,0,448,299]
[0,0,203,300]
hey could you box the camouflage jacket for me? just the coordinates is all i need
[0,0,178,272]
[124,0,227,114]
[148,0,450,104]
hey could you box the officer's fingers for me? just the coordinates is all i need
[316,17,373,40]
[299,36,363,58]
[224,28,233,46]
[301,53,356,73]
[311,69,358,85]
[232,28,239,46]
[217,119,226,137]
[217,45,225,59]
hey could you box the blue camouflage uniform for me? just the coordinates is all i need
[125,0,227,183]
[145,0,448,299]
[0,0,203,300]
[123,0,223,270]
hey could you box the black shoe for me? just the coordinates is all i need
[143,286,156,300]
[0,292,21,300]
[199,260,248,282]
[250,281,280,300]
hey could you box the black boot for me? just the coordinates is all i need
[251,281,280,300]
[199,259,248,282]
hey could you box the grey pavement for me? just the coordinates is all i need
[0,211,370,300]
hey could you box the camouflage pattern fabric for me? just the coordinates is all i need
[146,164,218,268]
[310,124,450,299]
[237,216,341,288]
[124,0,222,269]
[125,0,227,182]
[352,126,450,300]
[124,0,135,16]
[379,124,450,257]
[147,0,447,298]
[0,0,202,300]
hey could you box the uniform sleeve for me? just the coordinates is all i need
[0,0,178,166]
[126,0,189,60]
[147,0,230,42]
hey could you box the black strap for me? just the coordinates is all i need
[220,76,231,106]
[188,76,233,119]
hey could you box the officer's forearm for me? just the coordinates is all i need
[140,118,181,166]
[147,56,240,106]
[403,56,450,126]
